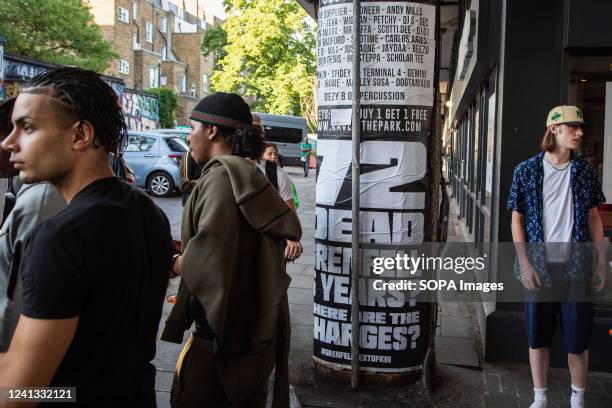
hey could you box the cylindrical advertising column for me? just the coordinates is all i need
[314,0,437,383]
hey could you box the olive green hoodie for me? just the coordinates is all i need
[162,155,301,407]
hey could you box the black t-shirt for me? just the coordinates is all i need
[20,177,172,406]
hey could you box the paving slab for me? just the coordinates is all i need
[300,266,315,276]
[290,324,314,353]
[435,336,480,368]
[290,274,315,290]
[288,287,315,306]
[290,303,315,325]
[439,315,476,338]
[287,262,310,276]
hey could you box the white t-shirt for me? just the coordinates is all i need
[257,162,293,202]
[542,157,573,262]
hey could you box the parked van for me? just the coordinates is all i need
[254,112,307,165]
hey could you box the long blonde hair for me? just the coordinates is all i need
[541,127,556,152]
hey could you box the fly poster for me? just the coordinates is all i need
[314,0,436,371]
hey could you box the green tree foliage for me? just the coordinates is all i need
[0,0,117,72]
[208,0,316,123]
[145,87,179,128]
[201,25,228,69]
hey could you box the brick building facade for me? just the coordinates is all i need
[87,0,220,126]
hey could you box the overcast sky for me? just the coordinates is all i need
[203,0,227,19]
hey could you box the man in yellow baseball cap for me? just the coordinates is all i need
[507,105,606,408]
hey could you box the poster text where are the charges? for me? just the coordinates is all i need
[317,0,436,106]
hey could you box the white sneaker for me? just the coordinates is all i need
[570,391,584,408]
[529,399,547,408]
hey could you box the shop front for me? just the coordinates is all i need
[447,0,612,372]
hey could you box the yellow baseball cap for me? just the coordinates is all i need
[546,105,590,128]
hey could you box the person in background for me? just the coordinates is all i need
[507,105,606,408]
[0,97,66,353]
[254,114,301,259]
[263,142,299,208]
[300,136,312,177]
[260,143,302,261]
[0,67,172,406]
[262,143,296,210]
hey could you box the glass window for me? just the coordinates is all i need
[117,7,129,23]
[165,137,188,152]
[133,33,140,50]
[126,135,156,152]
[132,1,137,19]
[473,105,480,197]
[567,54,612,201]
[180,74,186,93]
[118,60,130,75]
[484,92,496,211]
[149,66,159,88]
[263,126,303,144]
[159,16,167,33]
[202,74,209,94]
[146,21,153,43]
[161,45,167,60]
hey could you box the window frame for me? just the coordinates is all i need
[133,32,141,50]
[202,74,209,94]
[146,21,153,43]
[118,59,130,75]
[179,74,186,93]
[125,135,156,152]
[149,66,159,88]
[117,7,130,23]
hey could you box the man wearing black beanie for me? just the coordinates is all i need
[162,93,301,408]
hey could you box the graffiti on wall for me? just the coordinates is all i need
[1,55,157,131]
[4,59,47,81]
[2,55,125,104]
[106,80,124,102]
[123,90,160,131]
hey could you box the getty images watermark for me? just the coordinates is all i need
[370,253,505,293]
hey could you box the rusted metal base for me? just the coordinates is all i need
[313,358,421,387]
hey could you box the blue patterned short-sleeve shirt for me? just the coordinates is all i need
[506,151,606,282]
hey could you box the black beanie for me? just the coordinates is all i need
[190,92,253,128]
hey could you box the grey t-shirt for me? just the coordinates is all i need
[0,180,66,351]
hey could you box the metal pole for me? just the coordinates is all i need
[350,0,361,390]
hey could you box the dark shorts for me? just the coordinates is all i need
[525,300,593,354]
[524,263,593,354]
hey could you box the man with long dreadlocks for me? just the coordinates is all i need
[0,67,172,405]
[161,92,301,408]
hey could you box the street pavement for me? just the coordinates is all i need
[149,168,612,407]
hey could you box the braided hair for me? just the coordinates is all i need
[217,125,266,162]
[21,67,127,156]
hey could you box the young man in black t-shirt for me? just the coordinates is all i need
[0,67,172,406]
